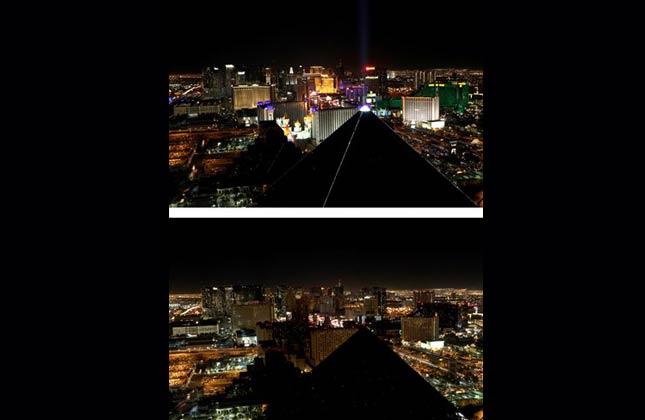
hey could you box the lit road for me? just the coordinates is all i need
[170,346,257,355]
[169,347,258,389]
[394,345,483,404]
[169,128,255,140]
[169,127,256,172]
[394,349,450,372]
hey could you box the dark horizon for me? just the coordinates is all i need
[167,0,482,74]
[169,219,482,294]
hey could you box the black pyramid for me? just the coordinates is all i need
[258,111,476,207]
[266,328,462,420]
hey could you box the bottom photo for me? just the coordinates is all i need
[168,219,483,420]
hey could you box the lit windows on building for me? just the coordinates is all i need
[402,96,440,125]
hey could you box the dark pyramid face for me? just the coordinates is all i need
[268,328,461,420]
[259,111,476,207]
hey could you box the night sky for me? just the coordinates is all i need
[167,0,482,73]
[169,219,482,293]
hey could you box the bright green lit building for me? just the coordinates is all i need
[375,98,403,109]
[416,82,470,113]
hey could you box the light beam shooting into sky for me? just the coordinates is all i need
[358,0,369,70]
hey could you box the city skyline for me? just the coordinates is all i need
[167,0,483,73]
[169,219,482,293]
[167,2,484,416]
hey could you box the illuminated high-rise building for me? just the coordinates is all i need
[377,68,387,96]
[319,295,335,314]
[231,302,275,330]
[344,84,368,104]
[287,66,296,85]
[265,67,272,85]
[232,284,265,303]
[336,59,345,87]
[224,64,236,96]
[224,286,234,314]
[402,96,440,124]
[233,85,272,110]
[237,71,246,85]
[307,327,359,366]
[319,75,336,94]
[309,65,327,75]
[312,107,358,144]
[363,65,387,98]
[255,321,274,341]
[333,279,344,313]
[363,295,378,316]
[415,70,435,89]
[202,66,224,99]
[272,285,287,319]
[362,286,386,316]
[201,286,227,318]
[302,66,336,95]
[306,75,336,95]
[296,76,307,102]
[201,287,214,318]
[285,287,298,317]
[401,313,440,342]
[364,77,379,96]
[293,294,310,323]
[281,67,300,101]
[308,286,323,312]
[241,65,266,85]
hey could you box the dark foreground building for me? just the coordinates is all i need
[258,111,475,207]
[266,328,462,420]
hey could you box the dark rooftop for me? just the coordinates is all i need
[258,111,476,207]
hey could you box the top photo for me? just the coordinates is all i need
[168,1,483,208]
